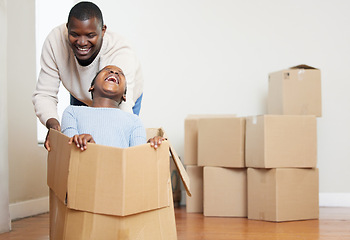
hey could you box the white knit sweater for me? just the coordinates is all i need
[32,24,143,126]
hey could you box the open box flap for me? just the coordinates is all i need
[47,129,72,204]
[290,64,318,70]
[147,128,192,197]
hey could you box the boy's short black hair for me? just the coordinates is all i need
[68,1,104,27]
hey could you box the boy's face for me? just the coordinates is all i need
[90,65,126,103]
[67,17,106,65]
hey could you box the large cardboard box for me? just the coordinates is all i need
[247,168,319,222]
[197,116,245,168]
[184,115,236,165]
[267,65,322,117]
[186,165,203,213]
[245,115,317,168]
[48,129,191,240]
[203,167,247,217]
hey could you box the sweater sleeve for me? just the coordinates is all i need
[129,117,147,147]
[32,27,62,126]
[61,106,79,138]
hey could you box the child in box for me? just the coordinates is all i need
[61,65,162,150]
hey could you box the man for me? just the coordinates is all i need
[32,1,143,150]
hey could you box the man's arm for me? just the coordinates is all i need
[32,27,62,126]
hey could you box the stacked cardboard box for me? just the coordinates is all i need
[48,129,191,239]
[184,115,247,217]
[246,65,321,222]
[184,65,321,222]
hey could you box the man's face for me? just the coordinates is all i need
[92,65,126,102]
[67,17,106,66]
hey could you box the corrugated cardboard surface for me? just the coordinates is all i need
[203,167,247,217]
[245,115,317,168]
[247,168,319,222]
[268,65,322,117]
[48,130,170,217]
[184,115,237,165]
[50,187,177,240]
[186,165,203,213]
[197,117,245,168]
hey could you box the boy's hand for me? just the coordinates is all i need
[69,134,96,151]
[45,118,61,151]
[148,136,165,149]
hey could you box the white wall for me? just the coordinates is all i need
[5,0,350,219]
[89,0,350,202]
[0,0,11,233]
[7,0,48,220]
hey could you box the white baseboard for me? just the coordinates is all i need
[319,193,350,207]
[9,196,49,221]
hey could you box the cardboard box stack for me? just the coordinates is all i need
[246,65,321,222]
[184,115,247,217]
[48,128,191,240]
[184,65,321,222]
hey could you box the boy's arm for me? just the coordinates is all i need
[61,106,95,151]
[129,118,147,147]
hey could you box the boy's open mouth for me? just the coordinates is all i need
[105,75,120,84]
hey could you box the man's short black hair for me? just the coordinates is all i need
[68,1,104,27]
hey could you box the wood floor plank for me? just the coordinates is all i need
[0,207,349,240]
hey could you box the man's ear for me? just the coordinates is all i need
[102,24,107,37]
[88,86,94,92]
[122,95,126,102]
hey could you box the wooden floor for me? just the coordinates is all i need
[0,207,349,240]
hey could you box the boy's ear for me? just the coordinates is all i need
[122,95,126,102]
[88,86,94,92]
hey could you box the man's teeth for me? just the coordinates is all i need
[77,47,90,52]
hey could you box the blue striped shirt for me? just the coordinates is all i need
[61,106,146,148]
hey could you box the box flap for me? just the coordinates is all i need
[160,129,192,197]
[290,64,317,70]
[146,128,192,197]
[48,129,170,217]
[47,129,72,204]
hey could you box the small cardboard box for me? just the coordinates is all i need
[197,116,245,168]
[245,115,317,168]
[247,168,319,222]
[203,167,247,217]
[184,114,237,165]
[48,129,191,240]
[267,65,322,117]
[186,165,203,213]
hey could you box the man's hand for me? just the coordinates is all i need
[148,136,165,149]
[69,134,96,151]
[45,118,61,151]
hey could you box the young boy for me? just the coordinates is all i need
[61,65,161,150]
